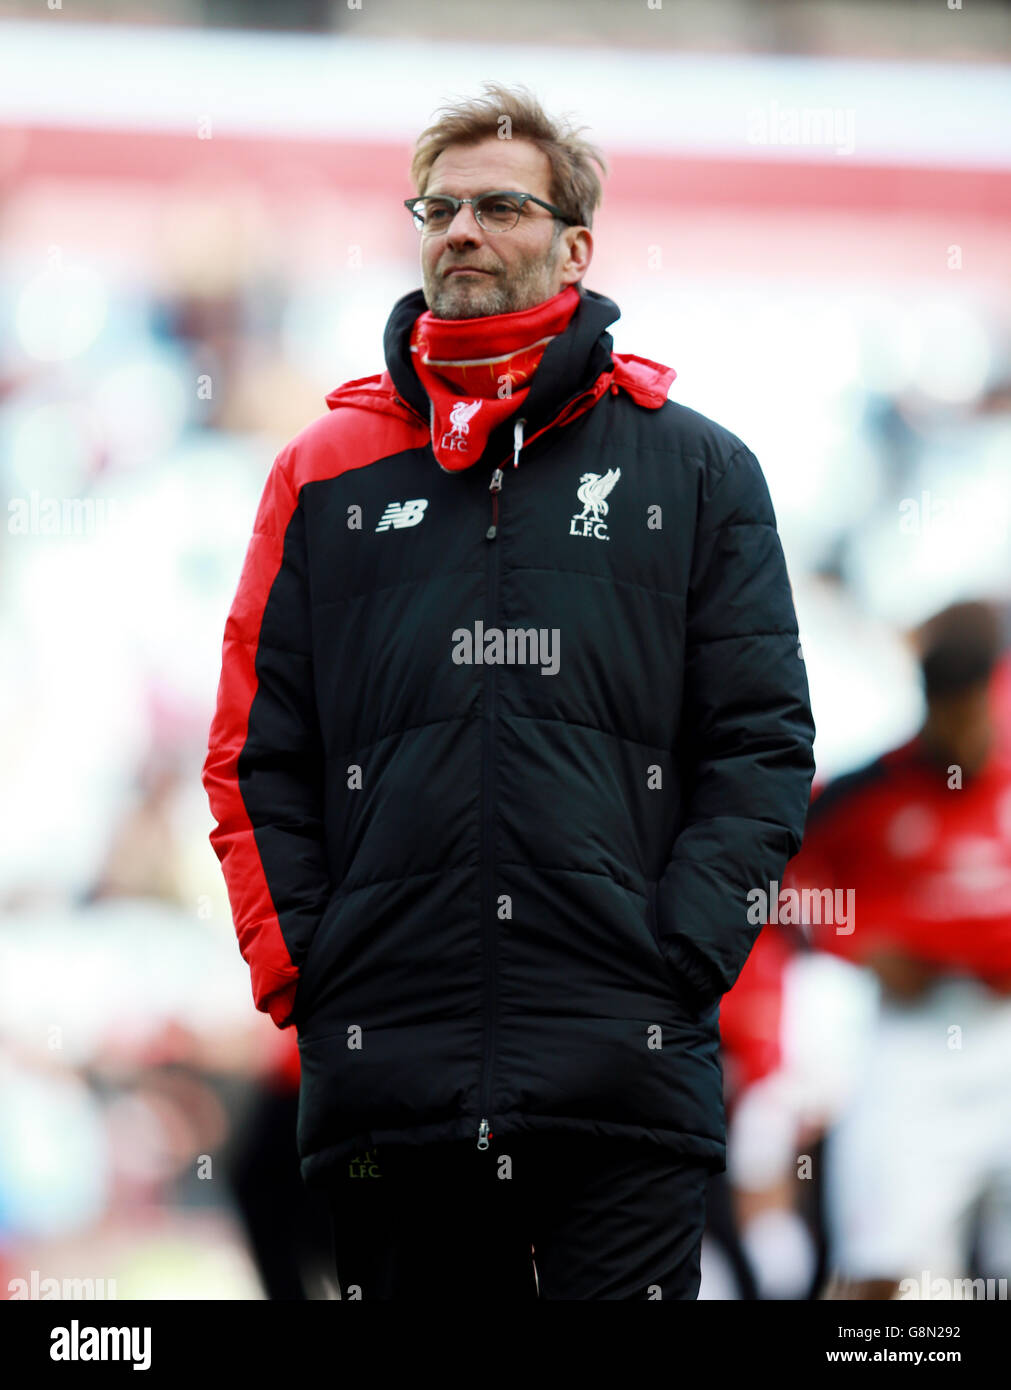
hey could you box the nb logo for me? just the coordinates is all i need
[375,499,429,531]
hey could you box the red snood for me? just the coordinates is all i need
[410,284,581,470]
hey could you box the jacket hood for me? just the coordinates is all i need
[325,285,677,465]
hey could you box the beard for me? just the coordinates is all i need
[424,235,564,319]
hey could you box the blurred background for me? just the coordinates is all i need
[1,0,1010,1299]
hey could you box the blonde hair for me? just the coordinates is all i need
[409,81,608,230]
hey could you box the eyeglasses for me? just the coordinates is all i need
[404,190,579,235]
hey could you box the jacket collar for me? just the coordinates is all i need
[325,293,678,455]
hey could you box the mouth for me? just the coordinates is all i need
[444,268,492,278]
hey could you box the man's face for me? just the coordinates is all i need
[418,136,592,319]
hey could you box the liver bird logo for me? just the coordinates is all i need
[575,468,621,520]
[447,399,482,439]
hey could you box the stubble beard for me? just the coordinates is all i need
[424,243,562,320]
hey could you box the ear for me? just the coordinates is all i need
[559,227,593,285]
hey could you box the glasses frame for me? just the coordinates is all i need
[404,190,581,235]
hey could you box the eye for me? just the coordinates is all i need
[476,196,523,230]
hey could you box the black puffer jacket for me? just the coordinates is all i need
[202,284,816,1189]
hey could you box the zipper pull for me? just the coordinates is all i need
[477,1117,491,1150]
[486,467,504,540]
[512,418,525,469]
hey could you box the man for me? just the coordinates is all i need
[782,600,1011,1298]
[202,82,816,1300]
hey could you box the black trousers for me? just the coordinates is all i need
[326,1133,709,1300]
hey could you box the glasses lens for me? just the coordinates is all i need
[413,198,455,233]
[476,194,522,232]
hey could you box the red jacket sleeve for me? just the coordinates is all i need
[202,447,332,1028]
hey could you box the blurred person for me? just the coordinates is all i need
[990,635,1011,756]
[700,926,780,1300]
[783,599,1011,1299]
[701,923,824,1300]
[203,82,815,1301]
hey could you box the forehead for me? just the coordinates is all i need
[425,137,552,197]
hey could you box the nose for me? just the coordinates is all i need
[443,201,484,246]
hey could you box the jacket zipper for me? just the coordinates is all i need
[477,470,500,1151]
[400,384,609,1149]
[398,388,498,1150]
[476,419,526,1150]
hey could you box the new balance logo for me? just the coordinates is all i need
[375,499,429,531]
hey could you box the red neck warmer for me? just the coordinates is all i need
[410,284,581,470]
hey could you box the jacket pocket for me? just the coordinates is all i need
[644,878,714,1015]
[291,886,342,1027]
